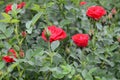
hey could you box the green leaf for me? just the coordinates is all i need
[96,22,102,30]
[61,64,72,74]
[10,19,20,23]
[0,24,13,39]
[0,13,19,23]
[72,74,83,80]
[95,76,101,80]
[68,67,75,78]
[31,12,43,26]
[0,19,11,23]
[11,4,17,11]
[0,1,4,4]
[25,12,42,34]
[26,21,32,29]
[26,27,33,34]
[60,19,71,26]
[27,61,34,65]
[0,61,5,70]
[51,40,60,51]
[7,63,19,72]
[5,27,14,37]
[40,66,50,72]
[26,49,34,59]
[110,42,119,51]
[88,68,97,74]
[47,2,55,7]
[0,23,7,32]
[31,4,40,12]
[1,13,11,20]
[52,67,64,79]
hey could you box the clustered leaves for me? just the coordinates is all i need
[0,0,120,80]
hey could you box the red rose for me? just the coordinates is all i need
[80,1,87,6]
[72,34,89,47]
[5,4,12,13]
[8,48,17,58]
[86,6,106,20]
[42,25,67,43]
[5,2,25,13]
[2,56,14,63]
[17,2,26,9]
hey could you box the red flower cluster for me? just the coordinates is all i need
[80,1,87,6]
[42,25,67,43]
[86,6,106,20]
[2,48,17,63]
[72,34,89,47]
[5,2,26,13]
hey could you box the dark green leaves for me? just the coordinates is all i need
[0,23,14,39]
[0,13,19,23]
[26,12,43,34]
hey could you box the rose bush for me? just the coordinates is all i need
[0,0,120,80]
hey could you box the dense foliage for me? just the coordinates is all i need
[0,0,120,80]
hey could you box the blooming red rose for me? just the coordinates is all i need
[2,56,15,63]
[8,48,17,58]
[86,6,106,20]
[42,25,67,43]
[80,1,87,6]
[72,34,89,47]
[17,2,26,9]
[5,4,12,13]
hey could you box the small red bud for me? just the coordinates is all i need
[21,31,27,37]
[111,7,117,15]
[19,49,24,57]
[108,13,113,19]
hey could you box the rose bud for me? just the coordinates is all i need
[21,31,27,37]
[108,13,113,19]
[111,7,117,15]
[19,49,24,57]
[80,1,87,6]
